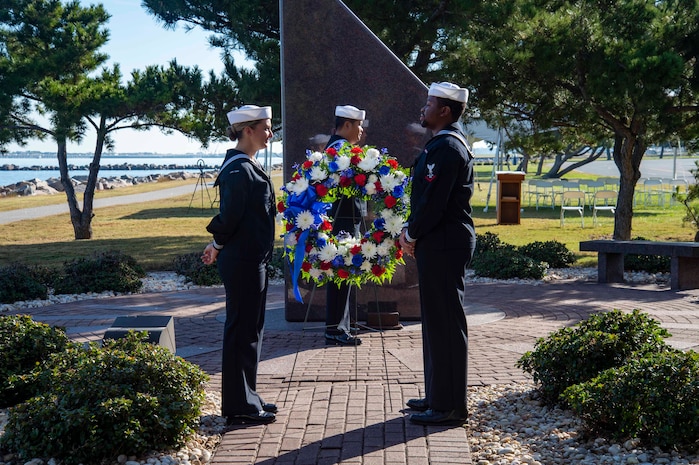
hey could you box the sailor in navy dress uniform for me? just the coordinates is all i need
[399,83,476,426]
[201,104,278,425]
[324,105,366,346]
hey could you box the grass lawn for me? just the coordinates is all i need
[0,168,695,270]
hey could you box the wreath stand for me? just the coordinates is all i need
[188,159,215,211]
[284,197,399,410]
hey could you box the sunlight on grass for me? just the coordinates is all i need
[0,168,695,271]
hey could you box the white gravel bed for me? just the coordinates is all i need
[468,382,699,465]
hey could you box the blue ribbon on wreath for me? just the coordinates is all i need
[286,189,332,303]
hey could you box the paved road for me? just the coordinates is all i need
[574,157,698,179]
[0,184,202,224]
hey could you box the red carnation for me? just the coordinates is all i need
[350,245,362,255]
[303,160,313,169]
[302,262,312,272]
[351,155,362,165]
[375,182,384,192]
[384,195,397,208]
[350,146,363,154]
[321,220,333,231]
[285,223,294,231]
[337,269,350,279]
[320,261,331,270]
[371,265,385,277]
[340,176,352,187]
[315,184,329,196]
[372,231,384,243]
[305,243,313,253]
[326,147,338,156]
[387,159,398,168]
[395,249,403,260]
[354,174,367,187]
[277,201,286,213]
[292,172,301,181]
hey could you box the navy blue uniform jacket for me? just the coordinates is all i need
[207,149,276,263]
[407,124,475,250]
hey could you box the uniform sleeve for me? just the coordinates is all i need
[407,145,462,241]
[206,165,251,246]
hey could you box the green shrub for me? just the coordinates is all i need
[267,246,285,280]
[472,248,547,279]
[516,309,672,405]
[0,263,49,304]
[474,232,506,256]
[173,252,221,285]
[623,236,671,273]
[518,240,576,268]
[0,315,71,408]
[53,250,145,294]
[0,332,209,465]
[562,350,699,449]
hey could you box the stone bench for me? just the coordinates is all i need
[579,240,699,290]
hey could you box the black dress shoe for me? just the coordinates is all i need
[406,398,429,411]
[409,409,467,426]
[226,410,276,425]
[325,332,362,346]
[262,403,278,413]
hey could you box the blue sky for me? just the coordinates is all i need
[8,0,247,155]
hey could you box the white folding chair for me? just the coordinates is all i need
[592,190,617,226]
[642,179,664,206]
[560,190,585,227]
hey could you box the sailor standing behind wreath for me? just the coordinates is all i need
[201,104,278,425]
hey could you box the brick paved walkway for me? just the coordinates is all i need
[9,279,699,464]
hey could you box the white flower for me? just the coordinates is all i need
[295,210,315,230]
[361,260,372,272]
[366,148,381,159]
[336,155,351,171]
[358,150,380,171]
[309,268,323,280]
[284,233,298,247]
[329,174,340,186]
[384,215,405,237]
[287,177,309,194]
[319,243,339,262]
[344,255,354,266]
[380,173,400,191]
[361,241,378,258]
[309,166,327,182]
[365,183,377,195]
[276,212,285,225]
[377,240,392,257]
[368,174,378,183]
[309,151,323,162]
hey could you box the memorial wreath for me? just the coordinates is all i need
[278,143,410,302]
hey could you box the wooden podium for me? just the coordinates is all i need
[496,171,525,225]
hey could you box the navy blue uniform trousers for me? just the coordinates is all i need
[218,251,268,417]
[416,246,470,414]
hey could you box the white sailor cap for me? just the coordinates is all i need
[335,105,366,121]
[227,105,272,125]
[428,82,469,104]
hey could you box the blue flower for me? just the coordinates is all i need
[352,254,364,266]
[328,161,339,173]
[393,185,404,198]
[373,218,386,230]
[379,165,391,176]
[331,256,344,267]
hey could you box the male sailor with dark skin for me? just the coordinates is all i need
[324,105,366,346]
[399,82,475,426]
[202,104,278,425]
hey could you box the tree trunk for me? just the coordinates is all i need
[56,138,92,240]
[536,153,545,175]
[80,117,108,239]
[695,230,699,242]
[612,133,645,240]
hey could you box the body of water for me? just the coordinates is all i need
[0,154,283,186]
